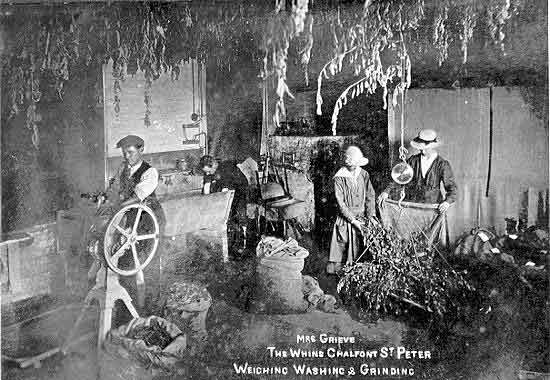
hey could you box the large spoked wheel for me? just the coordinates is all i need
[103,203,160,276]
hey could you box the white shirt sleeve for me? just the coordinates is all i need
[134,167,159,201]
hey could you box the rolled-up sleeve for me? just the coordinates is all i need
[134,167,159,201]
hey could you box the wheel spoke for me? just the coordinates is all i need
[132,208,143,234]
[112,242,130,261]
[115,225,130,237]
[136,233,158,241]
[131,244,141,270]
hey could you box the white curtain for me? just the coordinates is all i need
[388,87,548,243]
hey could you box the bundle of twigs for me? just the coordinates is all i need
[337,222,475,319]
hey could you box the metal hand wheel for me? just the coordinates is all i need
[103,203,160,276]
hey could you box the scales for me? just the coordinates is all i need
[390,56,414,203]
[391,161,414,185]
[181,60,207,155]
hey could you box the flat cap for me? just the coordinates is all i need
[116,135,144,149]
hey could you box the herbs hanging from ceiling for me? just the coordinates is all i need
[1,2,267,148]
[261,0,311,127]
[487,0,514,52]
[312,0,526,135]
[143,71,152,128]
[0,0,534,144]
[459,3,477,64]
[318,0,423,134]
[433,1,450,67]
[112,62,123,118]
[296,14,314,87]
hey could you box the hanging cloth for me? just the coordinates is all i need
[380,199,449,247]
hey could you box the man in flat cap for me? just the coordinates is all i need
[199,155,249,253]
[107,135,165,226]
[103,135,165,311]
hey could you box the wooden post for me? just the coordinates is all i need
[527,187,538,227]
[260,79,268,156]
[0,29,3,233]
[387,94,396,169]
[102,63,109,189]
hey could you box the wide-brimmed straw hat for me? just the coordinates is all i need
[410,129,441,150]
[345,146,369,166]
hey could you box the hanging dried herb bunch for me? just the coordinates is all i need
[312,0,526,135]
[2,2,268,146]
[261,0,311,127]
[144,70,153,127]
[1,0,529,144]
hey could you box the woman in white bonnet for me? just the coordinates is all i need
[327,145,377,274]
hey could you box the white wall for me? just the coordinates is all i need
[388,87,549,239]
[103,60,206,158]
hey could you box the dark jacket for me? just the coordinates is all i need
[203,161,248,194]
[385,154,457,204]
[203,161,249,223]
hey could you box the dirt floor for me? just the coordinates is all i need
[2,230,548,380]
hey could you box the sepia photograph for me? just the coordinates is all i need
[0,0,548,379]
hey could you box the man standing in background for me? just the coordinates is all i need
[200,155,250,253]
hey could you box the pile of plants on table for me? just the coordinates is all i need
[337,221,475,322]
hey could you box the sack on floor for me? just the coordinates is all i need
[103,316,187,376]
[454,228,498,261]
[249,237,309,314]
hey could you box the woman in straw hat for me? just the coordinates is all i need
[327,146,376,274]
[378,129,457,211]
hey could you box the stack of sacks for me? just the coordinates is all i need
[302,275,337,313]
[454,227,515,264]
[454,225,548,268]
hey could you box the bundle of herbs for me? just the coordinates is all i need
[129,318,174,349]
[337,221,475,321]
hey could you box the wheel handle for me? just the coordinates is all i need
[103,203,160,276]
